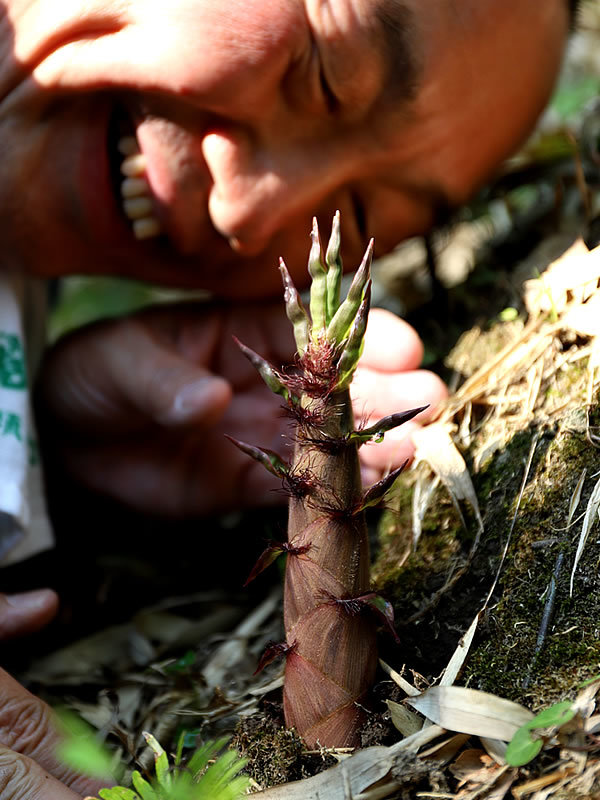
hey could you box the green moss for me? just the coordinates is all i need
[232,714,335,788]
[374,377,600,704]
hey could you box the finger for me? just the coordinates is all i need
[352,367,447,421]
[0,747,85,800]
[0,670,109,796]
[0,591,58,639]
[358,419,422,479]
[361,309,424,373]
[40,318,233,431]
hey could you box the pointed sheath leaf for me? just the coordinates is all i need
[358,463,407,511]
[349,405,429,444]
[308,217,328,336]
[326,210,343,322]
[243,543,286,586]
[327,237,373,344]
[279,258,311,353]
[335,281,371,390]
[233,336,290,401]
[361,594,401,643]
[254,640,295,674]
[225,435,289,479]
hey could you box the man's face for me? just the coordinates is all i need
[0,0,568,297]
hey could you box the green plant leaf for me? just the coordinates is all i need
[499,307,519,322]
[54,709,116,781]
[527,701,575,729]
[143,733,171,792]
[165,650,196,674]
[98,788,141,800]
[505,701,576,767]
[505,725,543,767]
[131,770,158,800]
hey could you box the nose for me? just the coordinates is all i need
[202,129,343,256]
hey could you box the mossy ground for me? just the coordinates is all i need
[373,317,600,713]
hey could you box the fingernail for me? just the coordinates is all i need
[167,378,221,423]
[6,589,53,611]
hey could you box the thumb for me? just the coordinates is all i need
[39,316,233,432]
[0,590,59,639]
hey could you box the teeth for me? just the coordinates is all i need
[117,136,139,156]
[116,135,162,239]
[121,177,149,198]
[123,196,154,219]
[133,217,162,240]
[120,153,147,177]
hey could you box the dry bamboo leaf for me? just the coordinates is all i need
[445,326,554,415]
[512,767,574,799]
[563,291,600,337]
[573,676,600,718]
[255,726,445,798]
[24,623,136,683]
[419,733,470,764]
[202,589,280,688]
[569,475,600,597]
[440,613,480,687]
[386,700,423,737]
[450,751,513,799]
[566,757,600,795]
[450,748,493,787]
[474,769,515,800]
[412,423,483,533]
[406,686,533,741]
[412,470,441,550]
[523,238,599,317]
[479,737,507,766]
[379,659,421,697]
[567,469,587,528]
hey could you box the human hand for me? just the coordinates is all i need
[0,592,108,799]
[0,666,108,799]
[35,302,446,516]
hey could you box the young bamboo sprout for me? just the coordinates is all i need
[230,212,424,748]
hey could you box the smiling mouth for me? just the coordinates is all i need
[107,107,163,241]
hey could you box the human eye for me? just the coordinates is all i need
[316,52,339,113]
[308,33,339,113]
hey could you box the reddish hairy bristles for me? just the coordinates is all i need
[232,214,416,748]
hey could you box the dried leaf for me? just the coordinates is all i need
[378,660,420,697]
[406,686,533,741]
[255,726,444,799]
[385,700,422,737]
[569,474,600,597]
[440,612,480,687]
[412,423,483,533]
[523,238,599,317]
[412,471,440,551]
[564,292,600,337]
[568,469,587,528]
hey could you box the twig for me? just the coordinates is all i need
[523,551,564,689]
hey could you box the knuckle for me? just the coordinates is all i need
[0,749,42,799]
[0,694,54,756]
